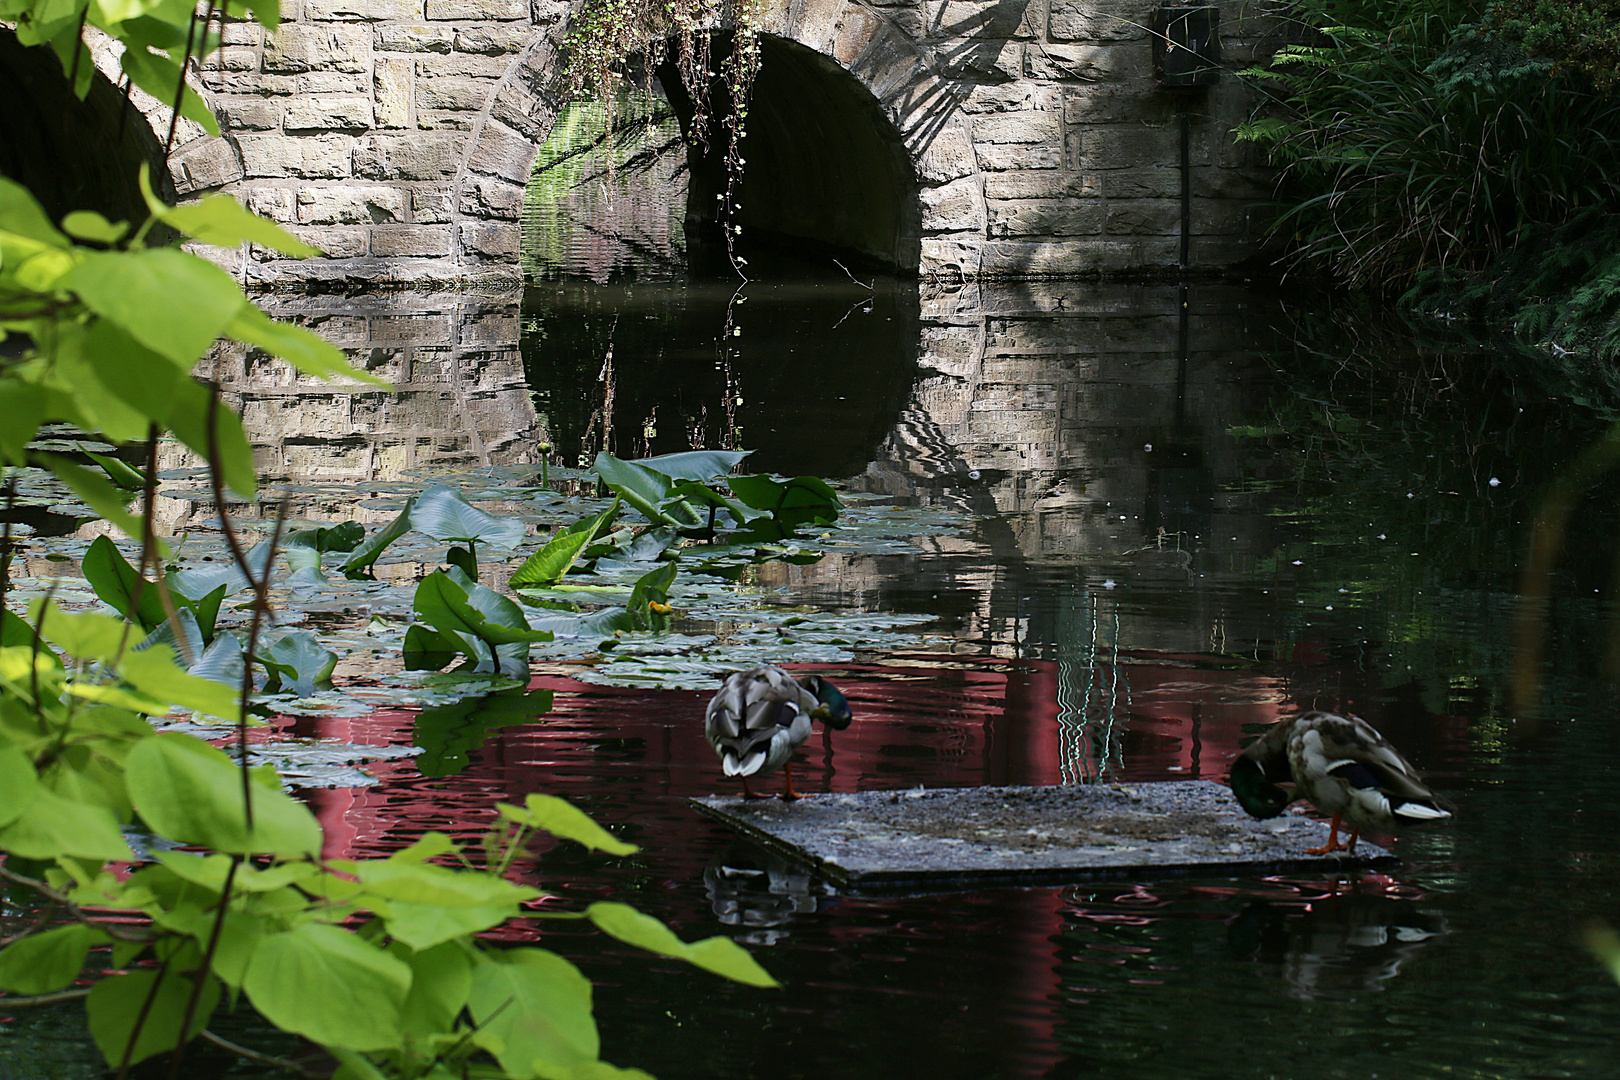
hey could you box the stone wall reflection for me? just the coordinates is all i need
[770,280,1292,663]
[172,291,541,486]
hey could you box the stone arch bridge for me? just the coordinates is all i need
[5,0,1283,284]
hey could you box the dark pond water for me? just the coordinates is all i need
[8,257,1620,1079]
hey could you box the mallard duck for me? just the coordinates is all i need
[705,665,853,801]
[1229,711,1452,854]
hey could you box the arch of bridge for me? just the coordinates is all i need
[65,0,1273,284]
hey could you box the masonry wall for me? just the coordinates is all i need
[140,0,1286,284]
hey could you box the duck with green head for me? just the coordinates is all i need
[705,664,854,800]
[1229,711,1452,854]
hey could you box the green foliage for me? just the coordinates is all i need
[343,484,526,580]
[404,568,555,674]
[1240,0,1620,364]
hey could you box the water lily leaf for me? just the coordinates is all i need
[585,902,779,987]
[467,948,598,1075]
[497,793,638,856]
[87,967,219,1070]
[727,474,843,535]
[342,499,417,578]
[411,485,527,549]
[416,570,554,648]
[403,623,463,672]
[242,924,409,1053]
[633,449,751,481]
[667,479,762,531]
[126,732,321,856]
[169,539,274,600]
[260,630,338,695]
[592,453,675,524]
[80,447,146,490]
[511,500,621,589]
[137,606,207,670]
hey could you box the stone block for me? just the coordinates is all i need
[297,185,408,223]
[460,310,520,346]
[245,185,298,222]
[220,20,264,45]
[911,122,978,184]
[1023,43,1137,81]
[457,175,525,217]
[296,73,369,94]
[416,74,495,111]
[1101,167,1178,199]
[414,53,509,78]
[305,0,423,17]
[489,88,554,140]
[972,109,1062,145]
[923,0,1041,40]
[453,24,529,53]
[263,23,370,73]
[219,97,283,131]
[919,325,982,375]
[920,177,983,233]
[1065,86,1179,125]
[426,0,525,15]
[290,225,370,257]
[412,186,454,223]
[984,171,1099,199]
[1048,0,1154,42]
[354,132,465,179]
[960,83,1058,114]
[1072,124,1184,169]
[200,71,295,95]
[170,137,245,193]
[238,133,355,178]
[467,120,535,183]
[920,236,983,278]
[939,40,1022,81]
[285,95,375,131]
[375,23,454,51]
[417,112,476,131]
[374,57,414,128]
[981,239,1138,276]
[214,46,260,71]
[988,199,1104,237]
[370,224,454,256]
[977,142,1063,170]
[460,221,520,258]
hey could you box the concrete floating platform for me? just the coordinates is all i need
[690,781,1397,893]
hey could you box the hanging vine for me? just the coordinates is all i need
[560,0,764,275]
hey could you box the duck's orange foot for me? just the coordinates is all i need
[1306,814,1350,855]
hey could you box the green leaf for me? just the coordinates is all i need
[497,794,638,856]
[511,500,621,589]
[410,485,527,549]
[242,924,410,1053]
[81,535,165,629]
[359,857,539,951]
[30,453,143,538]
[260,630,338,694]
[394,940,473,1032]
[467,948,598,1075]
[0,384,46,463]
[342,499,416,578]
[0,785,134,861]
[227,302,386,384]
[119,46,220,136]
[61,211,130,245]
[634,449,751,481]
[87,967,219,1069]
[161,194,318,255]
[34,598,142,660]
[415,570,553,649]
[727,474,843,534]
[66,247,242,366]
[126,732,322,856]
[0,745,36,830]
[585,901,780,987]
[81,447,147,490]
[0,924,104,994]
[119,643,243,721]
[593,453,675,525]
[402,623,462,672]
[0,177,70,247]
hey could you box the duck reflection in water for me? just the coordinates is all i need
[1228,888,1448,999]
[704,845,823,946]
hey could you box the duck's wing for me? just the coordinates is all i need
[705,666,812,774]
[1308,713,1445,808]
